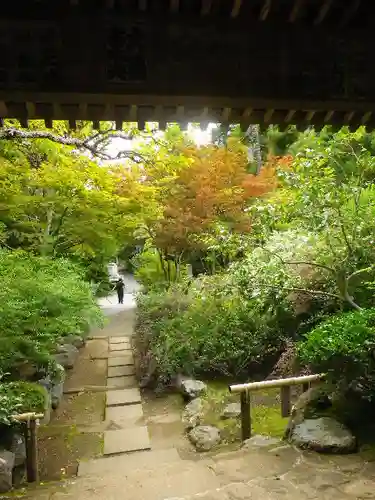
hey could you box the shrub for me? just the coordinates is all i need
[0,381,46,425]
[297,309,375,400]
[136,275,288,385]
[0,250,103,376]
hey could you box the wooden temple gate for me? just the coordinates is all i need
[0,0,373,129]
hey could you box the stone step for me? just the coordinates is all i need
[108,355,134,366]
[107,376,137,388]
[91,351,133,360]
[104,426,151,455]
[109,336,131,344]
[78,448,181,477]
[108,365,135,377]
[105,403,144,427]
[71,459,221,499]
[110,342,131,352]
[106,388,141,407]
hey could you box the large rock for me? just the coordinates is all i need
[54,344,79,369]
[290,417,356,453]
[220,403,241,420]
[10,433,26,467]
[188,425,220,451]
[0,451,15,492]
[182,398,203,430]
[51,364,66,410]
[63,334,86,349]
[180,379,207,400]
[284,386,332,439]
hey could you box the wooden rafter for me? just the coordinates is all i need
[340,0,361,28]
[170,0,179,13]
[260,0,272,21]
[231,0,242,18]
[139,0,147,11]
[314,0,334,25]
[289,0,305,22]
[201,0,213,16]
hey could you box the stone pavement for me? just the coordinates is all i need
[86,290,152,459]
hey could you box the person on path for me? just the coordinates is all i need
[113,277,125,304]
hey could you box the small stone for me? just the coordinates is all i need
[0,451,15,492]
[242,435,281,450]
[290,417,356,453]
[63,334,86,349]
[220,403,241,420]
[180,379,207,400]
[54,344,79,369]
[10,434,26,467]
[188,425,220,451]
[182,398,203,430]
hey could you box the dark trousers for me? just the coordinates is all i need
[117,289,124,304]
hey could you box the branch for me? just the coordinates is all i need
[284,260,335,274]
[0,127,147,163]
[260,247,335,274]
[268,285,341,301]
[347,266,375,283]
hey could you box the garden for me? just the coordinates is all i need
[0,119,375,489]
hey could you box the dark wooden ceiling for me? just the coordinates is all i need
[0,0,374,129]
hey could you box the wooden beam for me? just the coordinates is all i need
[221,107,232,123]
[362,111,372,124]
[324,110,334,122]
[69,119,76,130]
[340,0,361,28]
[115,120,123,130]
[26,102,35,119]
[285,109,296,122]
[344,111,355,123]
[306,110,316,122]
[139,0,147,11]
[260,0,272,21]
[314,0,334,25]
[129,104,138,122]
[0,101,8,118]
[170,0,179,13]
[201,0,213,16]
[231,0,242,18]
[289,0,305,22]
[78,102,88,120]
[264,109,274,122]
[92,120,100,130]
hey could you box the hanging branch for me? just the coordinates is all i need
[0,127,147,163]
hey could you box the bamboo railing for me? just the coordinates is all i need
[228,374,325,441]
[12,412,44,483]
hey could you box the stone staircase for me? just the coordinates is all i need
[92,335,152,456]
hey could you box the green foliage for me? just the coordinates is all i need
[137,275,286,384]
[298,309,375,400]
[0,381,46,425]
[0,249,103,376]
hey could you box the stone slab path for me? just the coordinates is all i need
[85,283,152,459]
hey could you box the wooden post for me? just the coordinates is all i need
[280,385,291,417]
[302,382,310,393]
[240,391,251,441]
[26,419,39,483]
